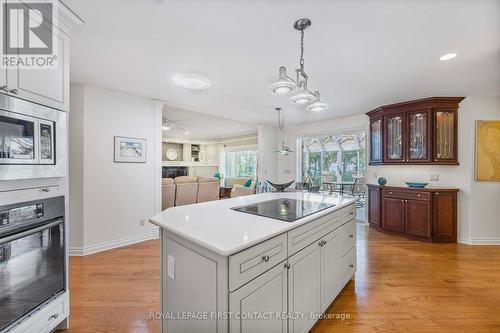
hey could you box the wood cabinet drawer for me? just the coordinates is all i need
[382,189,430,201]
[288,211,341,256]
[229,234,287,291]
[341,204,356,224]
[340,219,356,257]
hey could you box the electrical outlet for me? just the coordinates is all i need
[430,174,440,181]
[167,255,175,280]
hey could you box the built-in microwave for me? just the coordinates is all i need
[0,94,67,181]
[0,110,55,165]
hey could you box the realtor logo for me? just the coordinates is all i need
[1,0,59,68]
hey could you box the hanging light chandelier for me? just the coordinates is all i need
[269,18,328,112]
[273,107,294,155]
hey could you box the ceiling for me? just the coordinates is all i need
[162,106,256,139]
[66,0,500,126]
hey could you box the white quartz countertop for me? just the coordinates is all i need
[149,192,357,256]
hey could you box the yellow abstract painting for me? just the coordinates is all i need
[476,120,500,181]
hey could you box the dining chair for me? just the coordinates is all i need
[348,176,366,208]
[321,172,340,194]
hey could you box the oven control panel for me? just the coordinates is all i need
[0,203,44,226]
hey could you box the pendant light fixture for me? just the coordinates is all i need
[269,18,328,112]
[273,107,294,155]
[306,91,328,112]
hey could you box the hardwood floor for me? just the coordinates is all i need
[66,224,500,333]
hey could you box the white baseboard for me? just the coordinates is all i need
[457,238,472,245]
[69,228,160,256]
[458,238,500,245]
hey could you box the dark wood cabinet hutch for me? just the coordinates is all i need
[368,184,458,242]
[367,97,464,165]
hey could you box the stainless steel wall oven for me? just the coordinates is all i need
[0,196,65,332]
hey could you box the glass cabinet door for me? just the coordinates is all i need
[408,111,429,161]
[385,114,404,161]
[370,119,382,162]
[434,110,456,161]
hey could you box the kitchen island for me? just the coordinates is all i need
[149,192,357,333]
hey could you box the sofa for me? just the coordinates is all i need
[197,177,220,203]
[224,177,256,198]
[162,178,176,210]
[174,176,199,206]
[162,176,221,209]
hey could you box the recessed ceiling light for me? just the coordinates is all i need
[162,125,171,131]
[440,53,457,61]
[173,73,212,90]
[185,131,189,135]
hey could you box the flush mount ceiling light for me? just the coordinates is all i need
[173,73,212,90]
[439,53,457,61]
[269,18,328,112]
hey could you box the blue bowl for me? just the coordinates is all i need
[405,182,428,188]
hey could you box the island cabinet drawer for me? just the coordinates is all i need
[382,189,430,201]
[229,234,287,291]
[340,219,356,256]
[287,211,341,256]
[341,204,356,224]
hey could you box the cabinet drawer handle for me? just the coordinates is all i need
[261,255,270,262]
[349,264,354,268]
[49,313,59,321]
[417,194,421,197]
[0,85,7,93]
[9,89,18,95]
[284,262,290,269]
[349,212,354,216]
[349,234,354,238]
[318,240,326,247]
[389,192,393,195]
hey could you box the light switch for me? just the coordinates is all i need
[430,174,440,181]
[167,255,175,280]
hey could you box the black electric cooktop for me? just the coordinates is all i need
[231,198,335,222]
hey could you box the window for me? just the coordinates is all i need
[300,132,366,185]
[225,150,257,178]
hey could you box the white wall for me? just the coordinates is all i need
[258,125,278,181]
[69,85,162,255]
[466,96,500,243]
[69,85,85,249]
[275,96,500,244]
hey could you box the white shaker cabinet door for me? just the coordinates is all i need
[0,0,8,90]
[288,241,321,333]
[229,262,288,333]
[320,229,343,312]
[6,3,69,111]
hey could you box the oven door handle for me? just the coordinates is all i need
[0,219,63,245]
